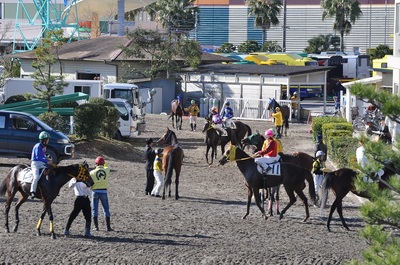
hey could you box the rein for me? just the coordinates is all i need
[226,145,258,162]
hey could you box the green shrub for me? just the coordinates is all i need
[327,134,358,168]
[38,112,69,133]
[73,103,106,140]
[103,106,120,139]
[88,98,120,139]
[4,94,33,104]
[312,116,347,140]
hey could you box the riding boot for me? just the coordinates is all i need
[93,217,99,231]
[84,220,93,237]
[106,217,113,231]
[190,124,194,131]
[194,124,196,131]
[276,200,280,215]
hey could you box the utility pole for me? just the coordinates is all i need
[282,0,287,52]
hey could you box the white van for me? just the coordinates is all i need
[108,98,139,139]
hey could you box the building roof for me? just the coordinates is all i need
[196,63,333,76]
[9,36,235,63]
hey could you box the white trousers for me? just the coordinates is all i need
[189,115,197,124]
[151,170,164,196]
[30,160,47,193]
[313,174,323,194]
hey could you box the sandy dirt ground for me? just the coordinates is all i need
[0,114,369,265]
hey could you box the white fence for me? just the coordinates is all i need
[219,98,293,121]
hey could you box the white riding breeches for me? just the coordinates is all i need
[314,174,323,194]
[30,160,47,193]
[189,115,197,124]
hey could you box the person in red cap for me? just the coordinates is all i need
[90,156,113,232]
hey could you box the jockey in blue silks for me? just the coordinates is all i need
[221,101,234,128]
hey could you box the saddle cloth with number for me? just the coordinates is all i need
[17,167,34,184]
[257,162,281,176]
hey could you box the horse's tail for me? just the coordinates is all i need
[165,149,175,186]
[0,177,6,196]
[304,169,316,203]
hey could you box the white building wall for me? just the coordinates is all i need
[19,60,118,83]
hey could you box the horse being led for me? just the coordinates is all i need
[320,165,396,232]
[219,144,316,221]
[157,127,184,199]
[169,99,183,130]
[267,98,290,137]
[0,162,93,239]
[202,119,239,165]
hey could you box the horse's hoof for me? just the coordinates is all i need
[37,230,41,236]
[51,233,56,239]
[302,217,309,222]
[5,228,10,233]
[279,214,283,220]
[276,210,280,215]
[12,226,18,233]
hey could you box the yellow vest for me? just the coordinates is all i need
[274,138,283,153]
[90,165,110,190]
[154,156,163,171]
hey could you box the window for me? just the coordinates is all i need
[74,86,91,96]
[0,116,5,129]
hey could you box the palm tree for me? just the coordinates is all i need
[247,0,282,45]
[155,0,197,37]
[321,0,362,52]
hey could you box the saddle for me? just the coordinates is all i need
[257,162,281,176]
[17,167,50,184]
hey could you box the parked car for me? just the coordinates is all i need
[0,110,74,163]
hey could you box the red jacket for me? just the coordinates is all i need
[259,138,278,157]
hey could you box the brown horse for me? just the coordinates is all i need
[320,165,396,232]
[169,99,183,130]
[218,144,316,221]
[267,98,290,136]
[0,163,93,239]
[156,127,184,199]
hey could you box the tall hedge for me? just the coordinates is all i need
[88,98,120,139]
[74,103,106,140]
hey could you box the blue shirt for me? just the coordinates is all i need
[222,107,234,119]
[31,142,48,163]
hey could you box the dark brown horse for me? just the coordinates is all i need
[0,163,93,239]
[218,144,316,221]
[157,127,184,199]
[267,98,290,136]
[320,165,396,232]
[242,132,315,215]
[169,99,183,130]
[202,120,239,165]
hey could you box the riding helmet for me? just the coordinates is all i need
[156,148,163,155]
[95,156,105,165]
[275,107,280,111]
[316,150,325,157]
[225,101,230,105]
[211,106,218,112]
[265,129,274,137]
[268,128,276,136]
[191,100,195,104]
[39,131,51,140]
